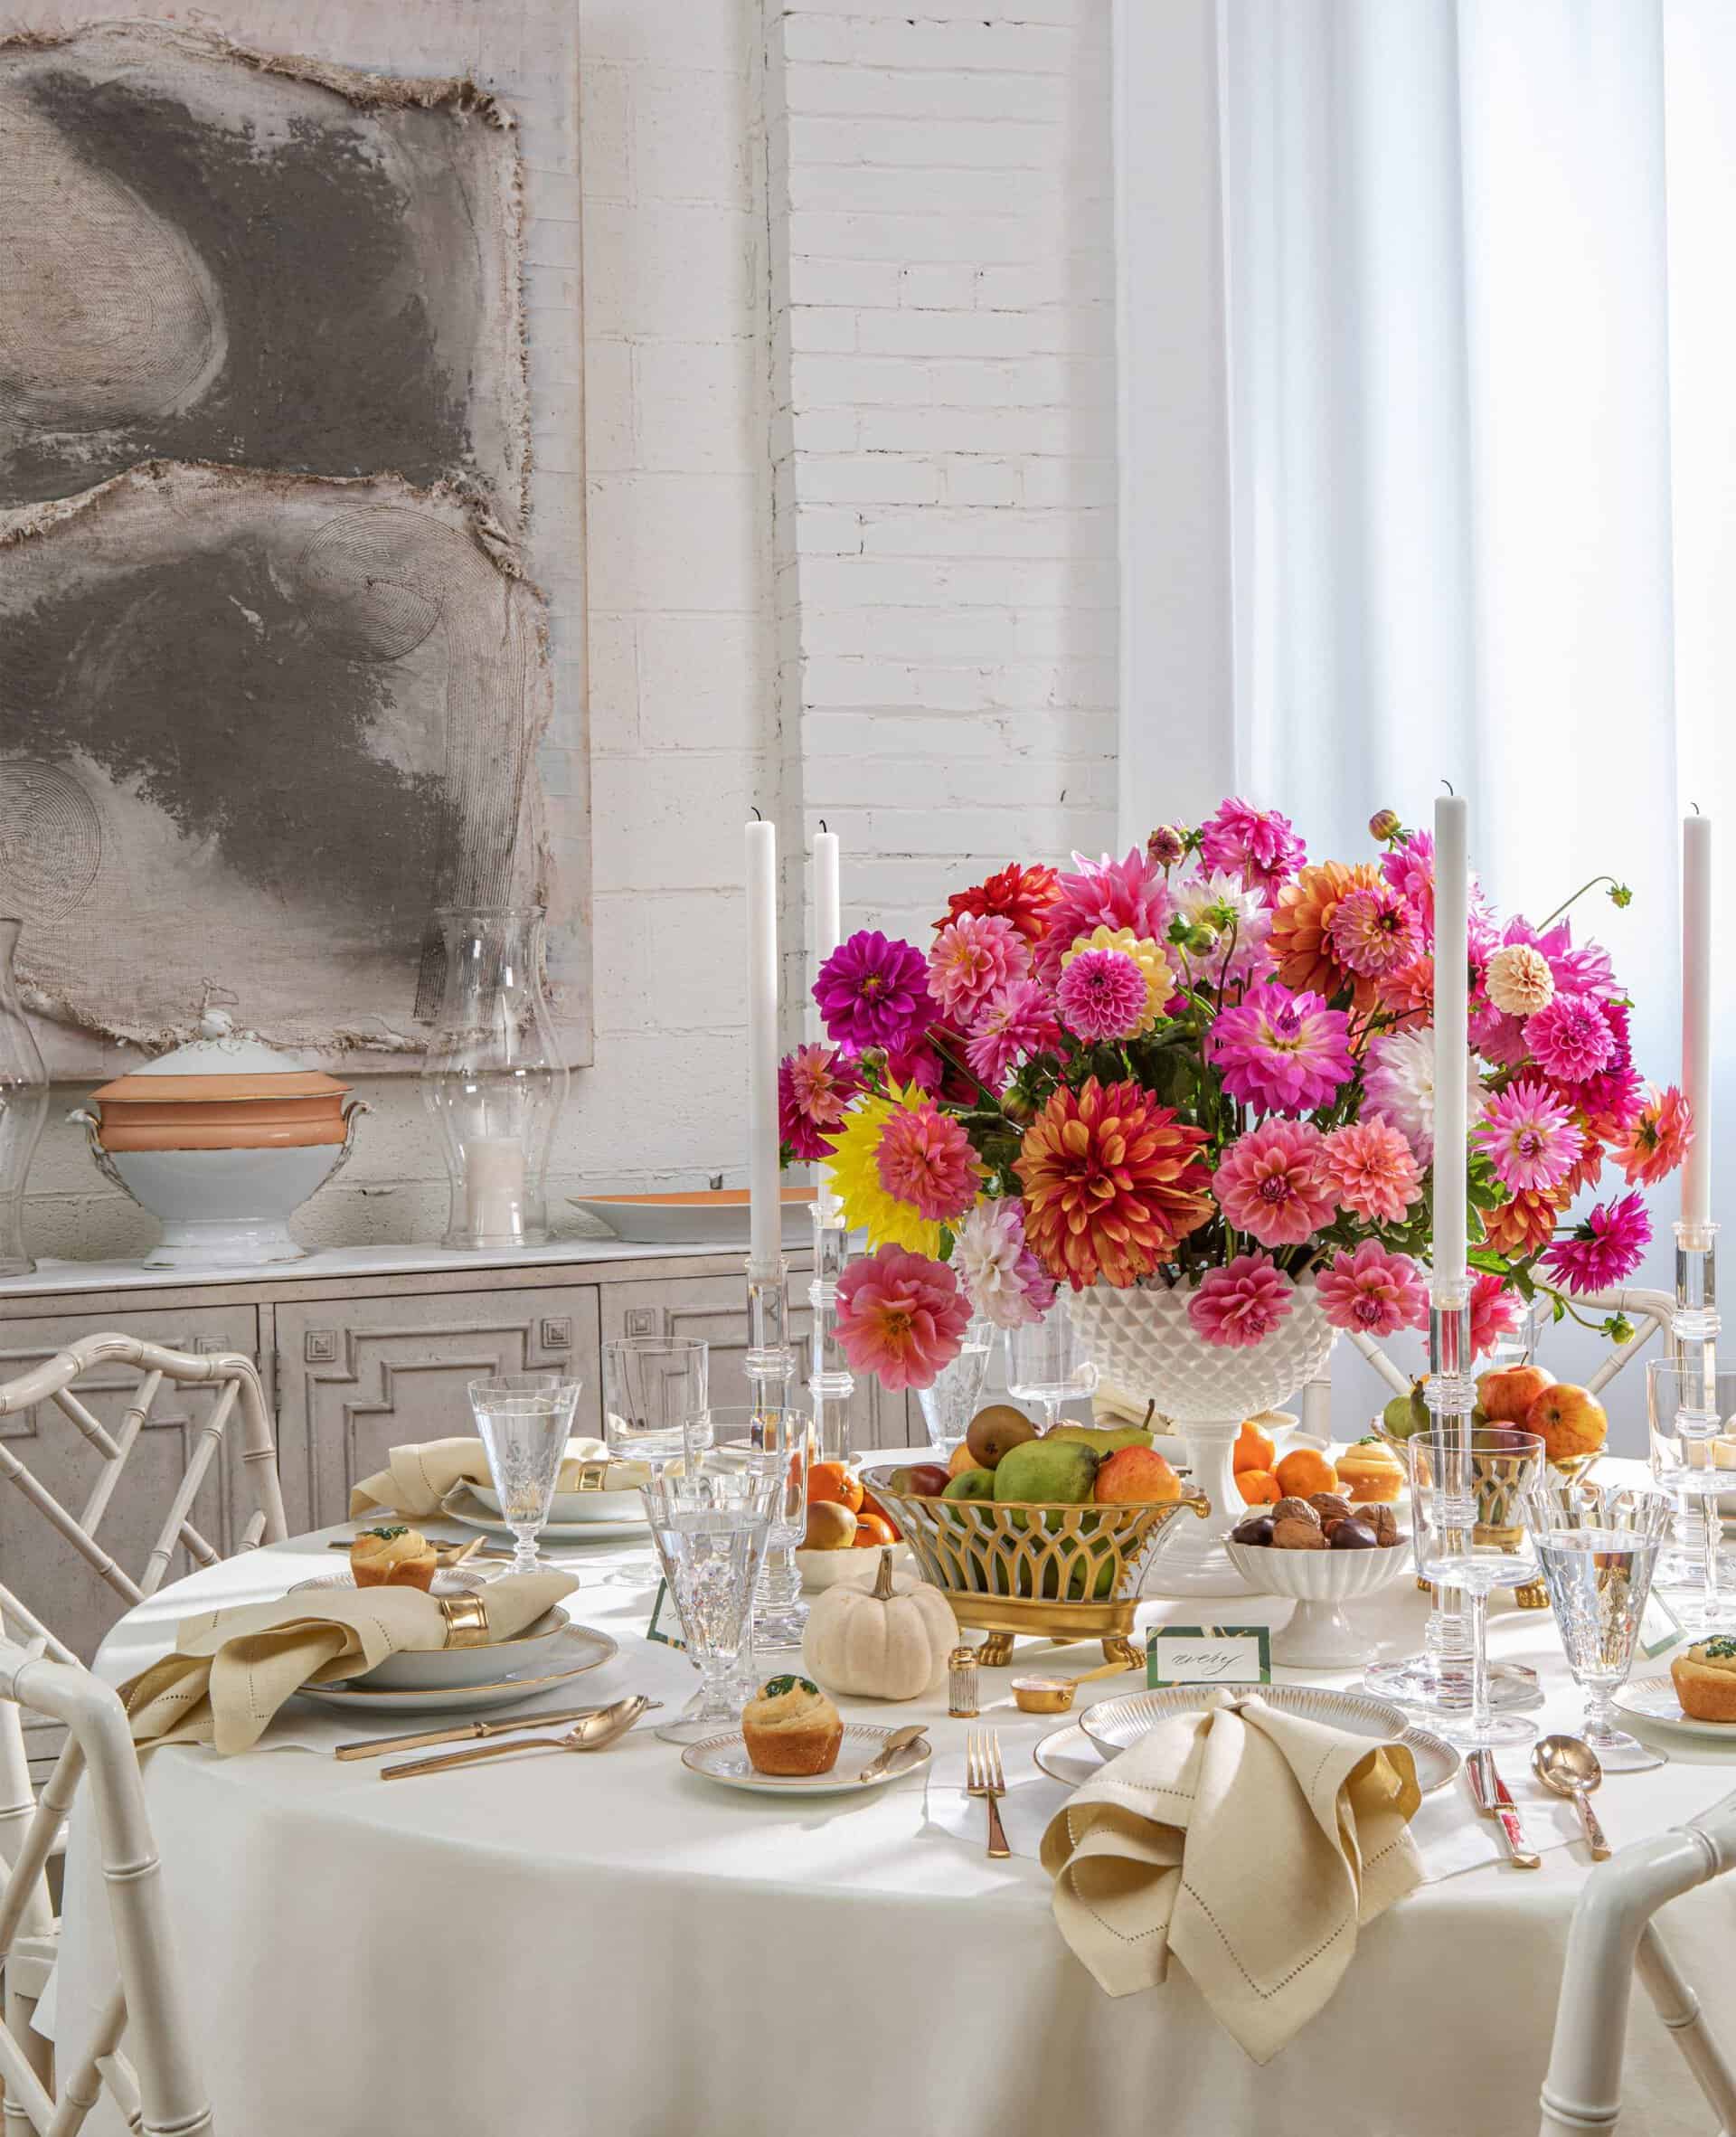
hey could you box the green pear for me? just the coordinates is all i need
[1381,1384,1431,1441]
[941,1468,997,1504]
[1046,1423,1154,1455]
[993,1436,1099,1505]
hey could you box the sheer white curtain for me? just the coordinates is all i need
[1118,0,1736,1429]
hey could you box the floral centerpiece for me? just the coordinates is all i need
[779,802,1692,1397]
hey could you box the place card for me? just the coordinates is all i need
[1638,1589,1684,1659]
[646,1579,686,1652]
[1147,1625,1271,1688]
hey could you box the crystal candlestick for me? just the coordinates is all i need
[744,1256,807,1647]
[1656,1223,1732,1630]
[807,1192,854,1466]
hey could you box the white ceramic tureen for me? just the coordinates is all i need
[72,1014,366,1269]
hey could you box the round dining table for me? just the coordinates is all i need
[49,1460,1736,2137]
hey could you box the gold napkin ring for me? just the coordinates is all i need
[439,1594,491,1648]
[573,1460,611,1494]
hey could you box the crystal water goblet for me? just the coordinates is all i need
[1007,1300,1098,1432]
[1418,1423,1544,1748]
[1524,1475,1674,1773]
[703,1398,813,1649]
[1647,1357,1736,1633]
[640,1461,778,1745]
[600,1337,708,1589]
[916,1318,995,1453]
[467,1373,581,1577]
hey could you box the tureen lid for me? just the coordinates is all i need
[92,1012,349,1104]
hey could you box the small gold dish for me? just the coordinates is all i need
[1011,1675,1077,1716]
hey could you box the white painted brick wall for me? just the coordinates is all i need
[22,0,1118,1261]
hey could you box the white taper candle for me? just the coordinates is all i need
[1432,794,1469,1283]
[746,818,781,1268]
[1683,813,1712,1228]
[814,827,841,970]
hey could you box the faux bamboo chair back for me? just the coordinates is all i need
[0,1640,212,2136]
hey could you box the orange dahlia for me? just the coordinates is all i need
[1014,1077,1213,1290]
[1269,861,1383,1008]
[1482,1184,1569,1259]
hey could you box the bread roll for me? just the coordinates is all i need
[1671,1638,1736,1723]
[351,1525,438,1591]
[741,1675,843,1775]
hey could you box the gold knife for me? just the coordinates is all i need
[335,1706,617,1761]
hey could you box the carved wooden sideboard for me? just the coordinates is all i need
[0,1241,920,1687]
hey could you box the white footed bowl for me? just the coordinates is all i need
[1225,1537,1412,1668]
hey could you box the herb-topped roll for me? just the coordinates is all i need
[1672,1635,1736,1722]
[350,1524,439,1592]
[741,1675,843,1775]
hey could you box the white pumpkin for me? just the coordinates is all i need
[801,1547,956,1700]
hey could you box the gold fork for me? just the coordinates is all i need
[966,1728,1010,1859]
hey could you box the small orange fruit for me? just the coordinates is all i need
[853,1511,896,1548]
[1274,1448,1339,1499]
[1236,1468,1280,1505]
[807,1461,864,1516]
[1233,1420,1277,1475]
[856,1490,901,1542]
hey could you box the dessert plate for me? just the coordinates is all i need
[296,1624,618,1716]
[681,1724,932,1797]
[1614,1674,1736,1743]
[1078,1684,1460,1794]
[440,1481,649,1542]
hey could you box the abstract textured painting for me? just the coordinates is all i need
[0,13,588,1070]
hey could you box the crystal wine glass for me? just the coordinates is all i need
[467,1373,581,1576]
[599,1337,709,1589]
[640,1459,778,1745]
[703,1398,813,1650]
[1646,1357,1736,1633]
[1417,1422,1544,1748]
[1524,1475,1674,1773]
[916,1318,995,1453]
[1007,1300,1098,1432]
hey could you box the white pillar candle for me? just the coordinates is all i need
[746,818,781,1269]
[466,1136,525,1243]
[1432,795,1469,1284]
[1683,813,1713,1228]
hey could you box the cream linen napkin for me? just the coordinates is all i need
[117,1572,577,1756]
[349,1435,648,1518]
[1091,1379,1162,1428]
[1039,1689,1422,2065]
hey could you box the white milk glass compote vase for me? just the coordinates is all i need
[640,1461,778,1745]
[467,1373,581,1576]
[1006,1299,1097,1432]
[1070,1276,1337,1597]
[600,1336,708,1589]
[1524,1476,1674,1774]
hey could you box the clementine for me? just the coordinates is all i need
[1274,1448,1339,1499]
[853,1511,897,1548]
[856,1489,901,1541]
[1236,1468,1280,1505]
[1233,1420,1277,1475]
[807,1461,864,1516]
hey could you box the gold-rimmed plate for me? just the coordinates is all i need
[440,1481,649,1542]
[294,1623,618,1716]
[681,1724,931,1796]
[1077,1685,1460,1794]
[1614,1674,1736,1743]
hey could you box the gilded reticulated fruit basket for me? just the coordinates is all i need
[866,1486,1210,1667]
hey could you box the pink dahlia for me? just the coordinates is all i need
[927,912,1029,1021]
[1196,798,1307,906]
[1033,848,1171,985]
[1473,1078,1584,1195]
[1614,1084,1694,1188]
[1380,830,1435,939]
[1469,1272,1524,1360]
[873,1098,981,1223]
[834,1245,972,1391]
[952,1196,1056,1329]
[778,1044,863,1163]
[1056,947,1149,1042]
[1188,1253,1295,1349]
[1207,983,1354,1114]
[1525,992,1617,1083]
[1541,1190,1652,1295]
[1212,1119,1337,1249]
[1504,917,1618,1003]
[1319,1121,1422,1224]
[815,931,934,1051]
[965,979,1061,1088]
[1316,1241,1429,1338]
[1326,884,1422,979]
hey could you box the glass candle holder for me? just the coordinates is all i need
[420,908,569,1251]
[0,919,48,1279]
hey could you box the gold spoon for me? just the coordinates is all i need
[1531,1734,1612,1859]
[380,1696,655,1779]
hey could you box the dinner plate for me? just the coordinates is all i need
[440,1481,649,1542]
[1613,1674,1736,1743]
[471,1480,646,1525]
[1077,1684,1461,1794]
[1031,1720,1104,1789]
[295,1623,618,1715]
[569,1187,815,1247]
[681,1724,932,1797]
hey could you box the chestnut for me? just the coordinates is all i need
[1329,1519,1378,1550]
[1231,1514,1277,1546]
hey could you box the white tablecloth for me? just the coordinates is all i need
[51,1470,1736,2137]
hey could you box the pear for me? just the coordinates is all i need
[966,1404,1039,1469]
[1046,1423,1154,1456]
[1381,1383,1430,1441]
[942,1468,997,1504]
[993,1436,1099,1505]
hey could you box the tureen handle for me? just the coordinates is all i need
[66,1107,141,1206]
[325,1096,372,1188]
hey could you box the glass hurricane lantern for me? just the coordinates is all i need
[0,919,48,1279]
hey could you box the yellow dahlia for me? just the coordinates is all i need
[1059,925,1175,1034]
[1269,861,1383,1007]
[1014,1076,1213,1290]
[824,1084,977,1254]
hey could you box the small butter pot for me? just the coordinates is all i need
[1011,1675,1078,1716]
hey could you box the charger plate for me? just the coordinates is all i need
[295,1623,618,1716]
[1077,1684,1459,1794]
[441,1481,649,1542]
[682,1724,931,1796]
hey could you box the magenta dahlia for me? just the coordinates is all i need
[1541,1190,1652,1294]
[1326,884,1421,979]
[778,1044,863,1162]
[1316,1241,1429,1338]
[1473,1078,1584,1195]
[1188,1253,1295,1349]
[1380,830,1435,939]
[1212,1119,1337,1249]
[815,931,935,1051]
[1196,799,1307,906]
[1524,992,1618,1083]
[1207,983,1354,1115]
[1056,948,1149,1043]
[927,911,1029,1021]
[964,979,1060,1088]
[1033,849,1171,985]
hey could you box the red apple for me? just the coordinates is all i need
[1477,1364,1554,1423]
[1524,1384,1608,1465]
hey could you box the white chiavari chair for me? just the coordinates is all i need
[0,1640,212,2136]
[0,1335,285,2127]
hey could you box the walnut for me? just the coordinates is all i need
[1357,1504,1402,1547]
[1271,1497,1320,1529]
[1272,1515,1327,1551]
[1309,1493,1354,1528]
